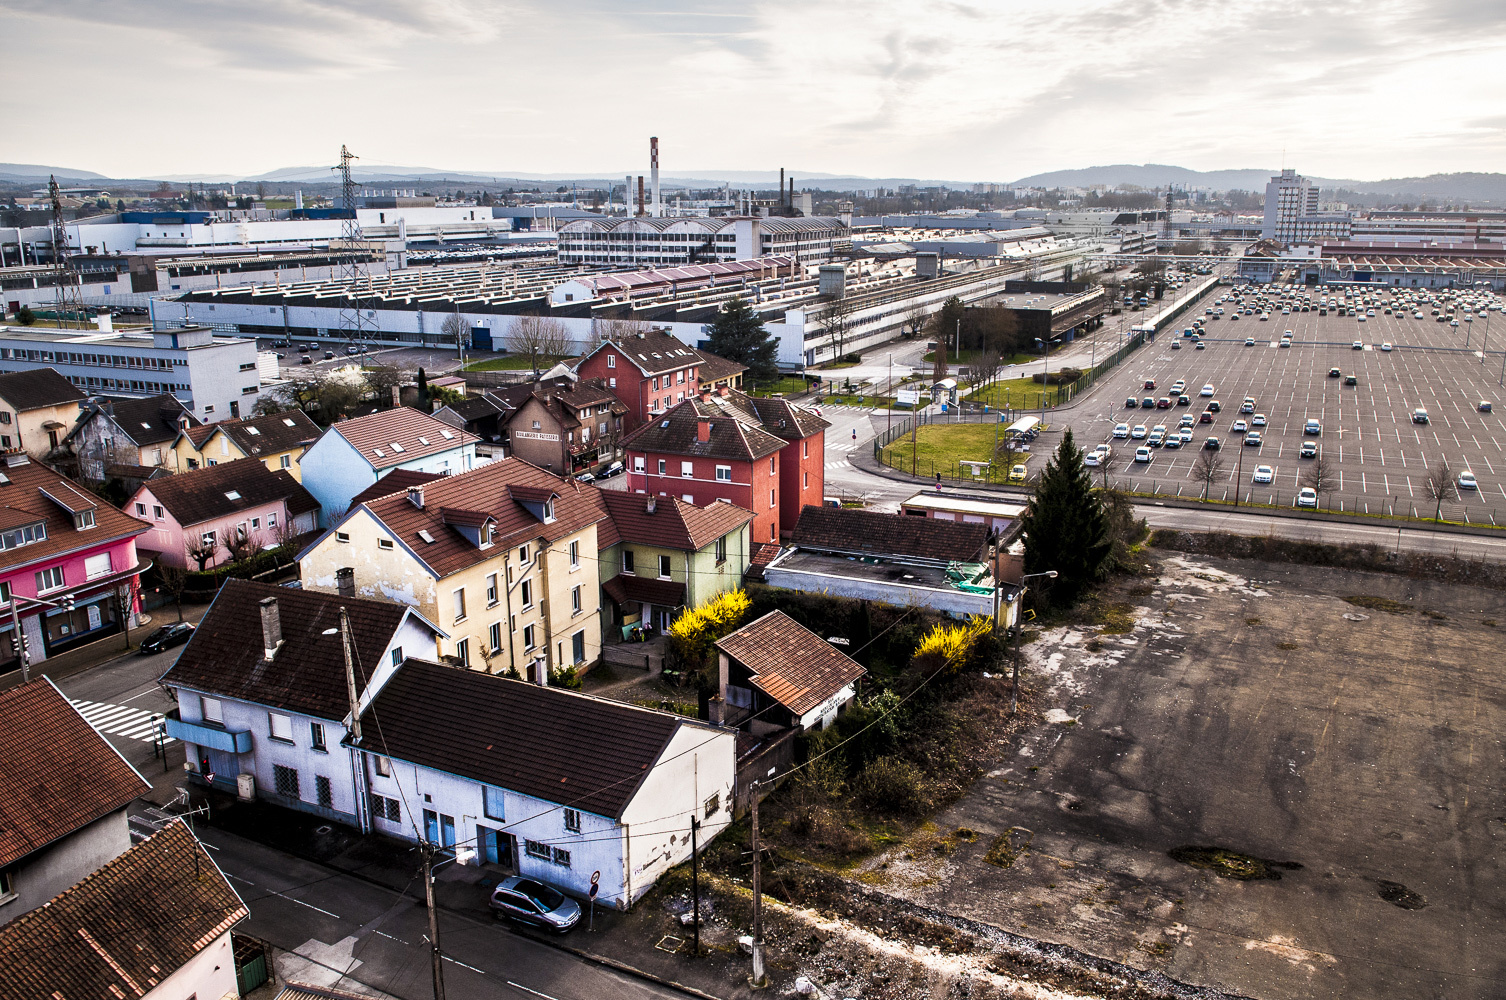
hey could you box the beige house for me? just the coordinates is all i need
[0,368,85,463]
[297,458,610,678]
[168,408,320,480]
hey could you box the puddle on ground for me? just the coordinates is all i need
[1168,845,1304,881]
[1376,880,1427,910]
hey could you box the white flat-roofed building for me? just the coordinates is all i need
[899,489,1025,534]
[558,216,848,266]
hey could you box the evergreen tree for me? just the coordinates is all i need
[705,297,779,382]
[1020,430,1111,607]
[416,366,429,404]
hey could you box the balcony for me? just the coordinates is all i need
[164,708,253,754]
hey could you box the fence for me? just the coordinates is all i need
[1105,476,1506,527]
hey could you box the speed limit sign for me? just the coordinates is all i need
[589,870,600,898]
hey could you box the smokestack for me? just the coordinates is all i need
[260,596,283,661]
[625,176,632,217]
[779,168,784,207]
[789,177,795,210]
[650,136,661,218]
[637,176,645,217]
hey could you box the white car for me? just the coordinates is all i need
[1357,315,1367,322]
[1134,446,1152,463]
[1296,487,1318,508]
[1084,451,1102,466]
[1244,431,1263,446]
[1252,465,1274,484]
[1200,384,1215,396]
[1252,414,1267,427]
[1113,423,1130,439]
[1381,342,1393,351]
[1232,419,1249,433]
[1131,424,1148,439]
[1458,470,1478,490]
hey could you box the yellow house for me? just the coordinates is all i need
[297,458,609,677]
[171,409,320,481]
[0,368,86,463]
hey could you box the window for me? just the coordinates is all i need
[316,775,333,807]
[0,869,12,904]
[375,756,392,777]
[486,573,498,605]
[571,585,581,614]
[622,549,634,574]
[201,696,223,725]
[34,566,64,593]
[715,465,731,481]
[378,538,394,550]
[518,544,529,563]
[572,629,585,664]
[310,721,327,753]
[281,454,292,468]
[568,540,579,568]
[652,377,660,391]
[251,517,261,530]
[523,624,536,650]
[705,792,721,819]
[0,581,10,606]
[680,460,693,478]
[657,459,666,476]
[84,552,112,581]
[658,555,672,579]
[770,489,776,509]
[272,764,300,799]
[633,456,644,472]
[455,637,470,666]
[489,621,502,652]
[269,712,294,743]
[803,471,809,489]
[153,505,164,519]
[715,535,727,564]
[552,847,572,868]
[390,647,403,667]
[803,440,809,458]
[563,808,581,832]
[677,370,685,384]
[609,377,616,388]
[374,795,400,822]
[453,588,467,622]
[268,511,277,528]
[484,786,506,821]
[520,580,533,608]
[336,531,350,543]
[607,354,616,368]
[135,502,147,516]
[525,839,551,860]
[770,457,776,473]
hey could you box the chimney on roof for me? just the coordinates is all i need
[708,650,730,725]
[408,485,424,509]
[528,656,548,686]
[336,567,355,599]
[646,495,657,515]
[697,418,711,442]
[259,596,283,662]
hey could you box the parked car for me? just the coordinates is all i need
[1126,397,1139,408]
[1244,431,1262,446]
[1381,342,1393,351]
[1328,368,1341,378]
[1113,423,1130,439]
[1156,397,1172,409]
[1008,464,1029,483]
[1141,396,1156,408]
[1164,435,1183,449]
[1131,424,1148,439]
[1143,379,1157,390]
[1134,446,1152,462]
[574,472,597,483]
[1177,394,1191,406]
[1252,465,1274,484]
[1479,401,1493,412]
[1412,408,1429,424]
[139,621,196,655]
[1199,411,1213,424]
[323,350,336,360]
[300,355,313,365]
[1195,341,1206,349]
[1245,337,1256,346]
[601,461,626,478]
[1300,441,1318,458]
[1232,419,1248,434]
[1200,384,1215,396]
[1345,375,1358,386]
[1206,400,1221,412]
[1296,487,1318,508]
[1458,470,1478,490]
[489,876,582,932]
[1304,419,1321,435]
[1204,436,1221,450]
[1352,341,1364,350]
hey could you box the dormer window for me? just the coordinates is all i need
[0,521,46,550]
[543,500,555,522]
[74,510,95,530]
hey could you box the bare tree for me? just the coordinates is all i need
[224,525,258,565]
[817,294,858,362]
[970,353,1001,387]
[904,304,928,340]
[506,315,571,373]
[1298,453,1338,509]
[252,393,288,417]
[1424,459,1458,523]
[441,312,467,347]
[157,563,188,622]
[361,364,406,407]
[184,531,217,571]
[1190,446,1226,500]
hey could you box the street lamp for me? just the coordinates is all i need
[1010,570,1058,714]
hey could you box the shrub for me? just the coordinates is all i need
[666,588,752,681]
[16,305,35,326]
[854,756,933,816]
[911,616,993,674]
[548,664,583,689]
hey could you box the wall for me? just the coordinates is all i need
[627,450,780,546]
[506,396,567,472]
[299,507,440,611]
[2,400,82,461]
[171,429,247,472]
[72,414,166,482]
[0,810,131,926]
[132,485,289,570]
[143,930,238,1000]
[778,435,824,535]
[299,432,378,522]
[182,341,263,421]
[682,521,749,608]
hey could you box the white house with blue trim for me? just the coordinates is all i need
[159,577,445,827]
[352,657,737,908]
[298,406,480,523]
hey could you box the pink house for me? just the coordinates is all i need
[0,454,151,674]
[128,459,320,570]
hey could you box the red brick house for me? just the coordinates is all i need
[573,329,703,431]
[620,388,828,544]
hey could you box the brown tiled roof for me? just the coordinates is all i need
[80,394,197,447]
[0,459,150,575]
[744,541,781,581]
[439,394,504,424]
[0,679,150,868]
[0,820,247,998]
[621,398,787,462]
[103,463,171,481]
[180,422,219,448]
[600,492,752,551]
[347,469,445,508]
[355,458,609,578]
[742,392,828,441]
[692,349,747,385]
[222,409,320,458]
[792,504,990,562]
[588,329,703,377]
[356,659,696,818]
[601,574,686,607]
[160,578,432,720]
[0,368,85,411]
[326,407,478,471]
[140,458,318,528]
[716,610,867,715]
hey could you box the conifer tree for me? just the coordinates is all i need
[1020,430,1111,606]
[705,297,779,381]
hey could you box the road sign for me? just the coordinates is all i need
[589,870,600,898]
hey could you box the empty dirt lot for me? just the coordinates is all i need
[862,551,1506,999]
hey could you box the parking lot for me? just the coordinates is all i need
[1072,284,1506,517]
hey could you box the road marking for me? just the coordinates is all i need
[374,929,410,945]
[445,956,486,974]
[69,699,175,743]
[272,890,340,919]
[121,687,161,704]
[226,872,255,885]
[507,983,561,1000]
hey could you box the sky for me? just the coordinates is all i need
[4,0,1505,183]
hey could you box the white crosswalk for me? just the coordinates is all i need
[70,699,175,743]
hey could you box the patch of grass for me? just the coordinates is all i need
[462,354,570,371]
[1275,641,1299,650]
[983,832,1020,868]
[1168,845,1303,881]
[1142,941,1174,957]
[748,377,812,397]
[1421,609,1447,620]
[1095,602,1137,634]
[1245,617,1262,626]
[629,698,698,718]
[966,376,1065,411]
[1345,595,1411,615]
[1484,619,1498,627]
[1127,583,1155,597]
[879,422,1018,481]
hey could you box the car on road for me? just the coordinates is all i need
[1352,341,1363,350]
[1245,337,1256,346]
[1170,381,1186,394]
[139,622,196,655]
[323,350,336,360]
[1157,397,1172,408]
[1142,396,1156,408]
[1200,384,1215,396]
[1143,379,1157,390]
[1304,419,1321,435]
[1199,410,1213,423]
[1300,441,1318,458]
[1195,341,1206,349]
[1252,414,1266,427]
[1412,408,1429,424]
[1252,465,1274,484]
[1204,436,1220,450]
[1177,394,1191,406]
[347,345,363,355]
[1131,424,1148,438]
[1381,342,1393,351]
[1231,419,1248,433]
[1240,400,1255,413]
[1458,470,1478,490]
[489,876,582,932]
[1345,375,1358,386]
[1171,340,1182,350]
[300,355,313,365]
[1296,487,1318,508]
[1244,431,1262,446]
[1113,423,1130,438]
[1357,315,1367,323]
[1165,435,1183,449]
[1479,401,1493,412]
[1328,368,1341,378]
[1134,446,1152,462]
[1126,397,1138,408]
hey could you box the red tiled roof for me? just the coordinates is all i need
[602,574,686,607]
[599,492,752,551]
[0,459,150,575]
[0,679,150,868]
[348,469,445,508]
[326,407,478,471]
[716,610,866,716]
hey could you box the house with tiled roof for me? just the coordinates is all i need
[0,368,86,463]
[298,406,480,524]
[161,579,445,827]
[350,657,736,908]
[168,407,320,481]
[713,610,867,733]
[596,491,753,636]
[503,378,627,477]
[127,458,320,569]
[0,456,152,672]
[621,387,828,546]
[692,349,747,393]
[65,393,199,483]
[297,457,610,677]
[573,328,706,431]
[0,678,150,925]
[0,819,247,999]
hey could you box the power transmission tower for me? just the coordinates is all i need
[331,146,366,350]
[48,176,86,329]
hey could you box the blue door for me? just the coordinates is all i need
[440,814,456,850]
[423,809,439,844]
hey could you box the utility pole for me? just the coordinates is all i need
[690,817,701,955]
[886,354,893,437]
[339,607,362,744]
[423,844,446,1000]
[749,782,767,988]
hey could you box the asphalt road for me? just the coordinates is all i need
[54,633,187,789]
[201,826,684,1000]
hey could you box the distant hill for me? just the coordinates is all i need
[1327,173,1506,204]
[1009,164,1284,192]
[0,163,107,182]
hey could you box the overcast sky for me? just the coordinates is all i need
[4,0,1504,183]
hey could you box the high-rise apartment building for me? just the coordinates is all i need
[1262,169,1321,242]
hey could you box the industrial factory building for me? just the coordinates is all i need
[556,216,849,267]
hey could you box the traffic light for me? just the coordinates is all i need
[59,595,76,612]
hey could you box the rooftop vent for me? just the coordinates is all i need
[407,485,424,509]
[417,529,435,544]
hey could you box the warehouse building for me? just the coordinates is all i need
[557,216,848,266]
